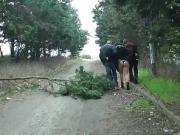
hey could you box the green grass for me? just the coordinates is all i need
[121,97,153,112]
[139,69,180,104]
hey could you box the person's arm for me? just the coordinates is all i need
[132,44,139,61]
[125,48,133,62]
[99,53,106,65]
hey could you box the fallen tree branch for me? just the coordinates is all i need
[0,76,70,82]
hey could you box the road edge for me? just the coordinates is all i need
[131,83,180,133]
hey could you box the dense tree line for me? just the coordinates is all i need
[0,0,88,60]
[93,0,180,66]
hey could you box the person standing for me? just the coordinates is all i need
[116,45,131,90]
[123,39,139,84]
[99,40,118,89]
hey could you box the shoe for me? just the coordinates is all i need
[130,76,134,82]
[115,86,119,90]
[112,86,119,91]
[121,82,124,88]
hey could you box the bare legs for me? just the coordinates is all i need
[118,60,130,90]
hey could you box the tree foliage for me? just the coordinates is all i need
[0,0,88,60]
[93,0,180,64]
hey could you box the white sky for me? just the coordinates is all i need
[72,0,100,60]
[1,0,100,59]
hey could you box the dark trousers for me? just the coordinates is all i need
[105,62,118,87]
[129,60,138,83]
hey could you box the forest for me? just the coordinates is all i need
[0,0,88,60]
[93,0,180,78]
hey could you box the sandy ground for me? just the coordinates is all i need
[0,60,178,135]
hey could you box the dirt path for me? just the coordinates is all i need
[0,60,178,135]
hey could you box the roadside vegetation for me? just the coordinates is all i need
[121,97,154,113]
[61,66,113,99]
[139,69,180,104]
[0,56,66,78]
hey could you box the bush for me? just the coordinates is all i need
[62,66,113,99]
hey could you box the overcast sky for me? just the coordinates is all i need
[72,0,100,59]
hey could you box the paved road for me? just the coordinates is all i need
[0,60,177,135]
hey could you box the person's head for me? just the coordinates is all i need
[116,39,123,46]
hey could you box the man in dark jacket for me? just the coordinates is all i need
[99,41,118,89]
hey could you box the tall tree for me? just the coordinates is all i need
[93,0,180,74]
[0,0,88,60]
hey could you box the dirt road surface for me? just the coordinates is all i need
[0,60,178,135]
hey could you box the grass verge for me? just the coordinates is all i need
[139,69,180,104]
[0,56,66,78]
[121,97,153,112]
[48,58,82,77]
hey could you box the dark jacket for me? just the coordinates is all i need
[124,42,139,61]
[99,44,131,65]
[116,45,131,61]
[99,44,117,65]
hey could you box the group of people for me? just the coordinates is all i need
[99,39,139,90]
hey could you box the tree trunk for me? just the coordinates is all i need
[149,43,157,75]
[48,47,51,57]
[43,45,46,58]
[30,47,35,60]
[15,47,20,63]
[58,47,61,56]
[0,46,3,57]
[35,48,40,59]
[10,39,15,57]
